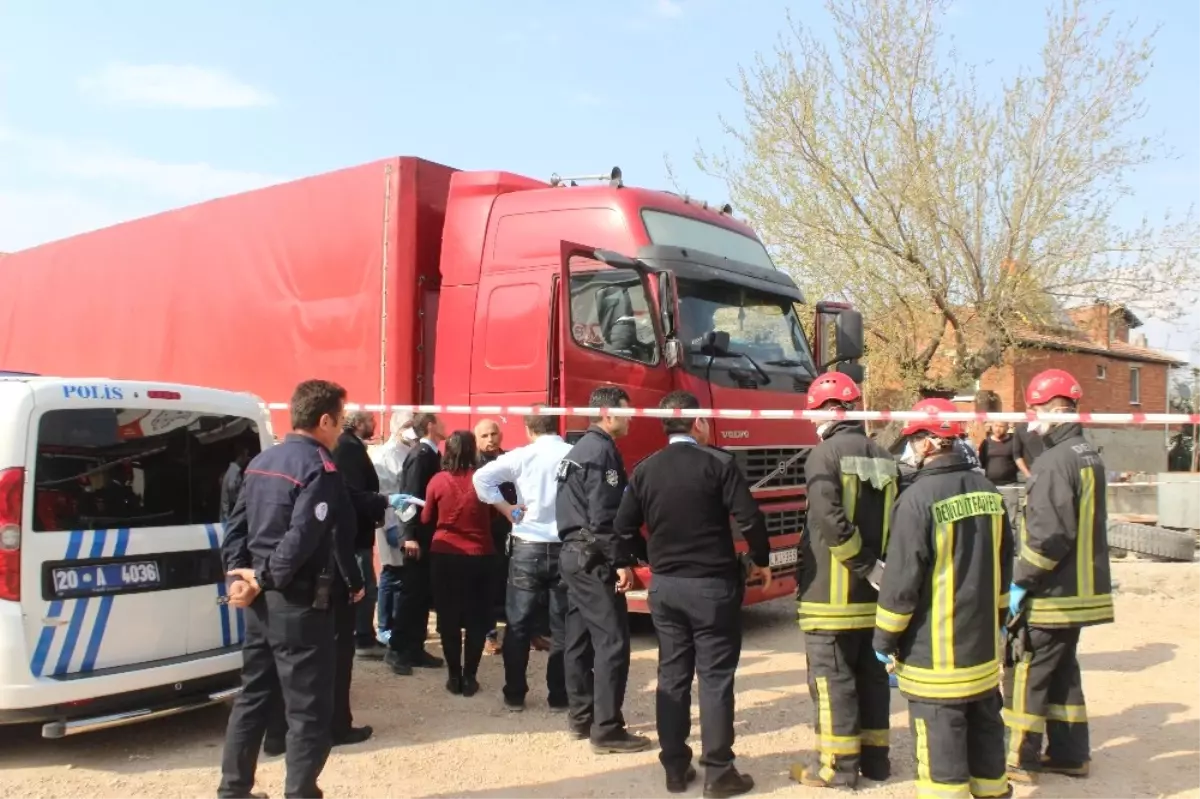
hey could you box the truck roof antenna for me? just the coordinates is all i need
[548,167,624,189]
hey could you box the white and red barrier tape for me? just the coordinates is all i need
[263,402,1200,426]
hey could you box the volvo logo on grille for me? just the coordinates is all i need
[721,430,750,440]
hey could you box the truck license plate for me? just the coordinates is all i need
[52,561,162,598]
[769,549,798,567]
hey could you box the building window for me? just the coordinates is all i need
[1096,363,1107,380]
[1129,367,1141,405]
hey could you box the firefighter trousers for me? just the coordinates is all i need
[804,630,891,780]
[908,691,1009,799]
[1002,627,1090,769]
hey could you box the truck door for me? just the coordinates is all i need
[556,243,671,457]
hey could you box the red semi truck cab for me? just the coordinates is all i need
[428,167,865,611]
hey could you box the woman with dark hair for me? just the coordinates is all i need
[422,430,495,696]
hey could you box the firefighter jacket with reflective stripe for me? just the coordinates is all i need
[1014,423,1114,628]
[798,422,899,632]
[873,453,1014,703]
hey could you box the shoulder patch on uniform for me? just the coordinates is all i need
[315,502,329,521]
[605,469,619,486]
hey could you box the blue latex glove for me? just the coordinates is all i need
[388,493,414,510]
[384,525,400,549]
[1009,583,1027,617]
[874,650,892,665]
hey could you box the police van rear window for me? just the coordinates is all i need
[32,409,262,533]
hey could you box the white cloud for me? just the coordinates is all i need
[79,63,276,110]
[654,0,684,18]
[0,127,289,251]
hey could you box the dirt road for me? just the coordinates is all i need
[1,561,1196,799]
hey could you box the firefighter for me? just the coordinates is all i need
[792,372,899,789]
[873,398,1014,799]
[1003,369,1113,784]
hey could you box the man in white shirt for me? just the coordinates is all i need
[369,411,415,646]
[473,408,572,712]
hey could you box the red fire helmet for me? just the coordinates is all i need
[1025,368,1083,407]
[901,398,964,439]
[806,371,862,410]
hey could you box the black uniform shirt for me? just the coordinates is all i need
[555,426,634,565]
[615,435,769,578]
[221,433,350,593]
[220,462,245,524]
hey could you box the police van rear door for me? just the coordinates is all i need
[21,380,265,677]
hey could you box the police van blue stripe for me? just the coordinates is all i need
[53,530,108,676]
[29,530,84,677]
[206,524,232,648]
[80,528,130,673]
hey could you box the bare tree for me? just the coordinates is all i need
[698,0,1198,392]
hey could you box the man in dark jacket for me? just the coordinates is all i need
[386,412,448,676]
[476,419,516,654]
[334,412,385,658]
[1004,369,1113,785]
[793,372,898,790]
[220,444,254,524]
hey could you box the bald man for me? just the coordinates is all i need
[475,420,514,653]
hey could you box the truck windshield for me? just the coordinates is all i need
[677,278,817,384]
[642,210,776,270]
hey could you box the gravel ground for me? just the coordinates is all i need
[1,561,1197,799]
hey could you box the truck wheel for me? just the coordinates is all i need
[1106,521,1196,563]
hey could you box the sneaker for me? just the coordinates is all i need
[568,721,591,740]
[590,731,653,755]
[356,644,386,660]
[376,630,392,647]
[332,725,373,747]
[415,650,444,668]
[504,697,525,712]
[384,651,413,676]
[547,694,570,710]
[667,765,697,794]
[704,768,755,799]
[1041,756,1089,778]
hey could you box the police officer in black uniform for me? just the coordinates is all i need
[217,379,356,799]
[615,390,770,797]
[556,385,650,754]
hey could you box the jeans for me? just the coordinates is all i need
[502,540,568,704]
[353,549,377,648]
[377,565,401,636]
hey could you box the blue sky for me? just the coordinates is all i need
[1,0,1197,359]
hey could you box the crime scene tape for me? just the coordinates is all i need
[264,402,1200,426]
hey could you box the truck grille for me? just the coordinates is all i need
[765,507,805,537]
[730,447,811,491]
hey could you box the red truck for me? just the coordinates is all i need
[0,157,864,612]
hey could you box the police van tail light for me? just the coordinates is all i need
[0,467,23,602]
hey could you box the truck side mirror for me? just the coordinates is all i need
[690,330,731,356]
[835,309,864,362]
[836,361,865,384]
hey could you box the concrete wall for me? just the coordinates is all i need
[1089,429,1170,473]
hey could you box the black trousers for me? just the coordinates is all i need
[431,553,493,679]
[560,543,631,742]
[908,691,1009,799]
[503,540,568,704]
[388,551,432,662]
[218,591,335,799]
[804,629,891,780]
[1003,626,1090,769]
[650,573,743,782]
[331,595,357,737]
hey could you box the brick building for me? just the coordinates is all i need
[976,302,1184,414]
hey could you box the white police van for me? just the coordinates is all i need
[0,374,273,737]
